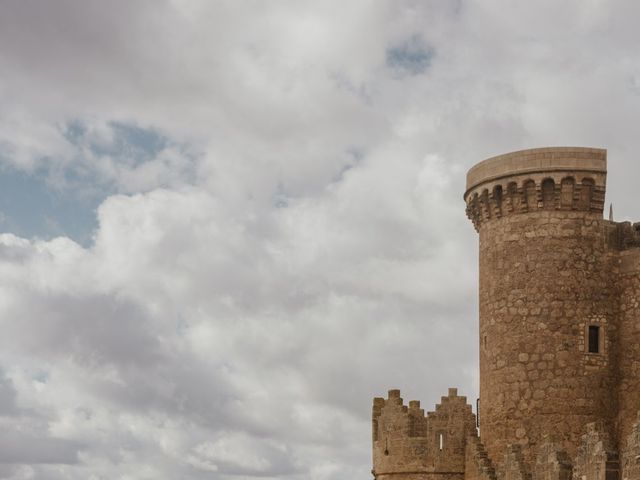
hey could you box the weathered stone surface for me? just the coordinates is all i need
[618,250,640,450]
[534,436,572,480]
[467,148,619,469]
[465,435,497,480]
[504,445,531,480]
[622,413,640,480]
[573,422,619,480]
[372,388,476,480]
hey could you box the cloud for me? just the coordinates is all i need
[0,429,79,465]
[187,432,296,476]
[0,0,639,479]
[0,373,19,416]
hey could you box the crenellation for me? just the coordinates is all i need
[465,174,607,232]
[611,221,640,251]
[372,147,640,480]
[373,388,477,480]
[373,397,385,442]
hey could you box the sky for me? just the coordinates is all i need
[1,1,640,479]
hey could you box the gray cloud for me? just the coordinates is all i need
[0,374,18,416]
[0,0,638,478]
[0,431,79,465]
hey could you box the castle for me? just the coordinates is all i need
[371,147,640,480]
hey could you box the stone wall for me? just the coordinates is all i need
[372,390,431,477]
[534,436,572,480]
[504,445,531,480]
[618,249,640,449]
[573,422,620,480]
[475,210,619,468]
[621,413,640,480]
[372,389,476,480]
[465,435,497,480]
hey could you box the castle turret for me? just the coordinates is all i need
[372,388,476,480]
[464,147,619,471]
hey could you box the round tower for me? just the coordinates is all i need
[464,147,618,471]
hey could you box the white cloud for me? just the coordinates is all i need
[0,0,639,479]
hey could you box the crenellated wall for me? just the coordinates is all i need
[465,147,607,232]
[372,388,476,480]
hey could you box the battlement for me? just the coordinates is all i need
[372,388,476,479]
[464,147,607,231]
[611,221,640,251]
[372,389,428,444]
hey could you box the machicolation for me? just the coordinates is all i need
[371,147,640,480]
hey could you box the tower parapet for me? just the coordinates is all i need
[464,147,607,231]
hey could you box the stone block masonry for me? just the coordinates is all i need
[372,388,478,480]
[372,147,640,480]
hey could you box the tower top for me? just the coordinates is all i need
[465,147,606,200]
[464,147,607,231]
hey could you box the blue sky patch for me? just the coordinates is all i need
[64,120,168,166]
[386,36,435,76]
[0,121,181,246]
[0,166,100,246]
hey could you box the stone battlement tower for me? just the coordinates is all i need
[372,388,477,480]
[372,147,640,480]
[465,147,616,467]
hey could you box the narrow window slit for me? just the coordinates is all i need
[588,325,600,353]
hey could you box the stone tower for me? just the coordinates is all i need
[464,147,617,468]
[372,147,640,480]
[372,388,478,480]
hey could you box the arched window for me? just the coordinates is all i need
[493,185,503,216]
[580,178,594,210]
[560,177,575,209]
[524,180,537,211]
[507,182,519,212]
[481,189,491,219]
[541,178,555,210]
